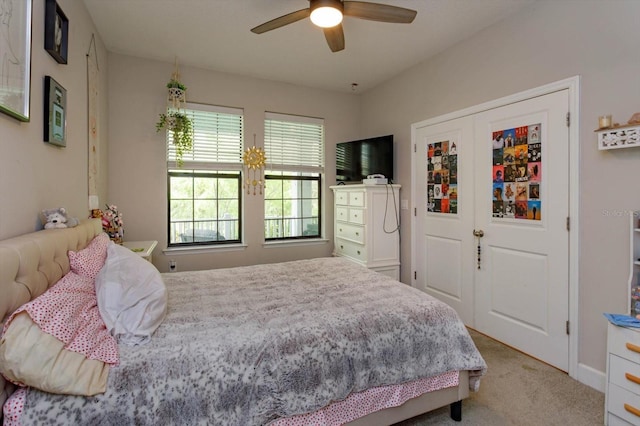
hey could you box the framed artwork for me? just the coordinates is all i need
[0,0,32,121]
[44,76,66,147]
[44,0,68,64]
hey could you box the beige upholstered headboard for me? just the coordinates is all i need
[0,218,103,413]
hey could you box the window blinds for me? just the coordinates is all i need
[167,103,243,170]
[264,112,324,173]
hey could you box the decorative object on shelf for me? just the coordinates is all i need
[44,76,67,147]
[156,60,193,166]
[99,204,124,244]
[44,0,68,64]
[243,135,267,195]
[628,112,640,125]
[598,115,612,129]
[0,0,32,121]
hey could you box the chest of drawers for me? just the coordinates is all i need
[606,322,640,425]
[330,184,400,280]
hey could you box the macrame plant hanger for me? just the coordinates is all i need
[243,134,267,195]
[168,58,186,111]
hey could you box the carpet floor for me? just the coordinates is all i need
[395,329,605,426]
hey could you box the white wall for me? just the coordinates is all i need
[0,0,108,239]
[107,54,361,272]
[360,0,640,380]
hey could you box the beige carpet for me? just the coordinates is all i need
[395,329,605,426]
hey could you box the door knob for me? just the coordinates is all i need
[473,229,484,238]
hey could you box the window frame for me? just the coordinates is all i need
[167,170,242,247]
[166,102,244,247]
[264,173,322,241]
[263,112,324,242]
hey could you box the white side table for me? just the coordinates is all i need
[122,240,158,262]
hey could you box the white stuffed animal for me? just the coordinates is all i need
[42,207,79,229]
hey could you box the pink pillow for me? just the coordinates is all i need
[68,233,110,279]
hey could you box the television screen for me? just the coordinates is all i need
[336,135,393,183]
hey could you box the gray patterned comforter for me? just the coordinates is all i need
[19,257,486,425]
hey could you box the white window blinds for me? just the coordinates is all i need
[167,103,243,169]
[264,112,324,173]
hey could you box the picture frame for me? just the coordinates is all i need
[0,0,32,121]
[44,0,69,64]
[44,76,67,147]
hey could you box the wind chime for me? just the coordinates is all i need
[243,134,267,195]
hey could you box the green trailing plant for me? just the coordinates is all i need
[166,79,187,91]
[156,111,193,166]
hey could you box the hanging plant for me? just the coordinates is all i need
[156,111,193,166]
[166,79,186,91]
[166,79,186,104]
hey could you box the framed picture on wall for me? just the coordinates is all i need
[0,0,32,121]
[44,0,68,64]
[44,76,67,147]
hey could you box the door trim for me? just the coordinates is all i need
[410,76,580,381]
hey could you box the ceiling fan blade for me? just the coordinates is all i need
[343,1,417,23]
[323,24,345,52]
[251,8,311,34]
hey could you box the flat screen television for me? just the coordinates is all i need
[336,135,394,183]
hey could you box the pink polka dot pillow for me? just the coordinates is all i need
[68,232,110,279]
[0,271,118,396]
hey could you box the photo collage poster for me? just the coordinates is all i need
[427,140,458,214]
[492,123,542,220]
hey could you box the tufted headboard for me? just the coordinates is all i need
[0,218,103,413]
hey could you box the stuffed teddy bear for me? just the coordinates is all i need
[42,207,79,229]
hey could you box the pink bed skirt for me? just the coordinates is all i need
[270,370,460,426]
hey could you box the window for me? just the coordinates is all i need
[167,103,243,246]
[264,112,324,240]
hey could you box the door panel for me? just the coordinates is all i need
[425,236,462,298]
[414,116,475,325]
[474,90,569,371]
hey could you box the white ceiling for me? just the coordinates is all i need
[82,0,537,94]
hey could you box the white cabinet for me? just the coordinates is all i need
[631,211,640,317]
[606,323,640,425]
[330,184,401,280]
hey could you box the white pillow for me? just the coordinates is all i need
[95,243,167,346]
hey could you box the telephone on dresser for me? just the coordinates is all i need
[363,174,388,185]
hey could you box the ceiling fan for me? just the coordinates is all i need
[250,0,417,52]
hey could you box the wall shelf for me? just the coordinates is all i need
[596,123,640,150]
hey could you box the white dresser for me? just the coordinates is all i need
[606,322,640,425]
[330,184,401,280]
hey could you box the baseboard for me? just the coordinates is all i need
[577,362,606,393]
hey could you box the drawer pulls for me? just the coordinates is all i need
[626,372,640,386]
[625,403,640,418]
[626,342,640,354]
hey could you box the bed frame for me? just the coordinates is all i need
[0,218,469,424]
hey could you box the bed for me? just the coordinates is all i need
[0,219,486,425]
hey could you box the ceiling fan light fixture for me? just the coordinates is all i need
[310,0,343,28]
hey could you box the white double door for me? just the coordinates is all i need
[413,90,570,371]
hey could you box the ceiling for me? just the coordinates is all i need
[82,0,537,94]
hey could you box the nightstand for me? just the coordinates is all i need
[122,240,158,262]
